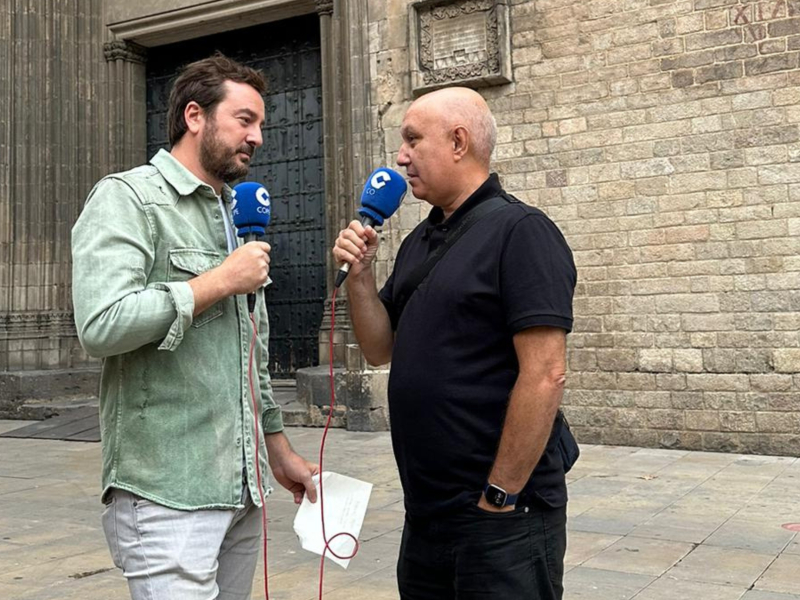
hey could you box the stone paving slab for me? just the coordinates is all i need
[635,577,747,600]
[0,423,798,600]
[581,536,694,577]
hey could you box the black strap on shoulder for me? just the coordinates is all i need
[394,193,516,319]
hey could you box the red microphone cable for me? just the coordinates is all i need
[247,286,360,600]
[317,285,360,599]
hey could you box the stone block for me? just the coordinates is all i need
[671,70,694,88]
[745,146,787,165]
[546,169,568,187]
[675,13,705,35]
[773,349,800,372]
[745,53,800,76]
[647,408,685,429]
[0,368,100,411]
[759,38,787,54]
[346,408,390,432]
[657,373,687,390]
[685,28,742,51]
[653,38,685,57]
[768,17,800,37]
[735,219,788,240]
[705,8,729,29]
[686,373,750,391]
[621,158,675,179]
[696,62,743,84]
[715,45,758,64]
[671,391,704,410]
[673,349,704,373]
[701,431,741,452]
[671,171,728,192]
[633,391,671,408]
[686,410,721,431]
[749,374,794,392]
[756,411,800,433]
[694,0,738,9]
[743,23,768,43]
[296,365,349,409]
[720,411,756,432]
[596,349,638,372]
[659,17,677,38]
[639,349,673,372]
[640,73,672,91]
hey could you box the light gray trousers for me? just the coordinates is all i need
[102,488,261,600]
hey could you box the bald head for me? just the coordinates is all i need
[412,87,497,166]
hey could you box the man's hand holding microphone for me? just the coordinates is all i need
[188,182,272,315]
[333,167,407,287]
[332,168,407,367]
[333,221,379,281]
[215,241,271,295]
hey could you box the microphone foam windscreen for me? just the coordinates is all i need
[232,182,271,237]
[358,168,407,226]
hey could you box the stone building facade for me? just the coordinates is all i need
[0,0,119,408]
[1,0,799,455]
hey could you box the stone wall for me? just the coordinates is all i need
[368,0,800,455]
[3,0,799,452]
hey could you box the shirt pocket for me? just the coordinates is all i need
[167,248,225,328]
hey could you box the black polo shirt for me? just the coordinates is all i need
[379,174,577,517]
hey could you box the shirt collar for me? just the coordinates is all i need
[426,173,502,229]
[150,149,232,202]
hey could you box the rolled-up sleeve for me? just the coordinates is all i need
[72,177,195,358]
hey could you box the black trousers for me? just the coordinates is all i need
[396,502,566,600]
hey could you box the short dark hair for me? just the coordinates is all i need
[167,53,267,146]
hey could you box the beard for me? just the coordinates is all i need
[199,119,254,183]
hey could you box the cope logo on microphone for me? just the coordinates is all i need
[366,171,391,195]
[256,187,271,214]
[231,185,270,215]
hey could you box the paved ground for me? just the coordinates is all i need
[0,419,798,600]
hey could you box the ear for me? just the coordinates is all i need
[452,125,469,162]
[184,101,205,135]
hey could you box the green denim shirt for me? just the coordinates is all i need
[71,149,283,510]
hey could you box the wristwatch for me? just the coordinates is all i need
[483,483,519,508]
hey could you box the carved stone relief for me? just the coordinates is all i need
[315,0,334,16]
[103,40,147,64]
[410,0,512,94]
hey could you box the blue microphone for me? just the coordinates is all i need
[335,167,407,288]
[232,182,271,313]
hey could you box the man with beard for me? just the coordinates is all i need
[71,54,317,600]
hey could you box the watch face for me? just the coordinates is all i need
[485,485,507,507]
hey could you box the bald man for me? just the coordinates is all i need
[333,87,577,599]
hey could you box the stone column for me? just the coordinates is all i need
[0,0,111,415]
[296,0,390,431]
[317,0,353,368]
[103,40,147,171]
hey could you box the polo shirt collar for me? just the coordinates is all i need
[426,173,502,229]
[150,149,232,202]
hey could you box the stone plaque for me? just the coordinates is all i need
[409,0,512,94]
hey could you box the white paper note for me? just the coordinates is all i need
[292,471,373,569]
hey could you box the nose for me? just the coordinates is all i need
[397,143,410,167]
[247,125,263,148]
